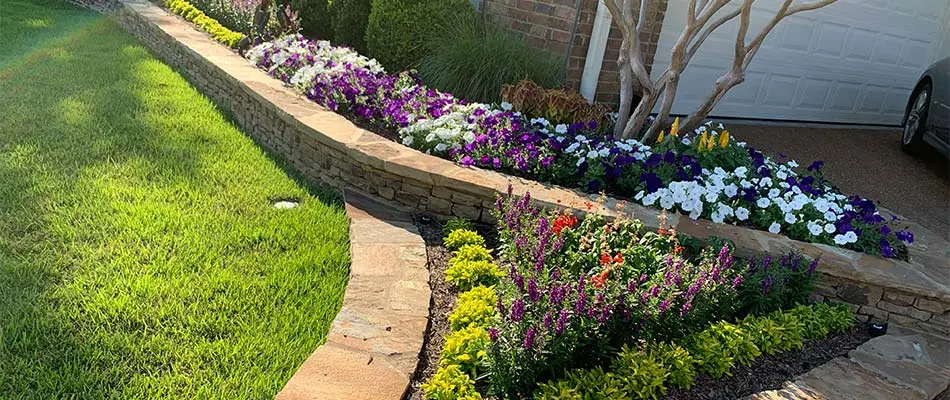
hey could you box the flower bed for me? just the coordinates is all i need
[245,34,912,259]
[414,193,861,399]
[162,0,245,47]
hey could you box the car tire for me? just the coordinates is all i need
[901,83,930,154]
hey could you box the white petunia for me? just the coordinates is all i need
[711,212,725,223]
[777,170,788,180]
[735,166,748,176]
[784,213,798,224]
[788,160,799,168]
[500,102,513,111]
[824,211,837,222]
[634,191,645,201]
[724,184,738,198]
[759,177,773,187]
[587,150,599,160]
[768,222,781,234]
[768,188,780,198]
[833,234,848,245]
[704,192,719,203]
[844,231,858,243]
[735,207,750,221]
[555,124,568,134]
[824,223,836,233]
[565,143,580,153]
[757,198,771,208]
[808,222,823,236]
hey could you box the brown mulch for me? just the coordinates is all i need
[663,328,874,400]
[404,214,874,400]
[404,215,497,400]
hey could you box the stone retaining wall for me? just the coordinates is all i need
[814,276,950,337]
[111,0,949,336]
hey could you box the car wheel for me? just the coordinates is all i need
[902,84,930,154]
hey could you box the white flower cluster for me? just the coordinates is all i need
[247,35,384,93]
[398,103,486,154]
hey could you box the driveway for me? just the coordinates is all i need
[731,123,950,240]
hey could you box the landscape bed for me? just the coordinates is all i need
[408,192,869,399]
[245,34,914,260]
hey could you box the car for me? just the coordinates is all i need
[902,57,950,157]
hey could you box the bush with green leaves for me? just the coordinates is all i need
[534,303,854,399]
[364,0,475,71]
[421,364,483,400]
[290,0,332,39]
[444,217,475,235]
[440,325,490,376]
[449,286,497,331]
[328,0,371,51]
[445,229,485,251]
[445,259,504,291]
[166,0,246,47]
[419,18,565,104]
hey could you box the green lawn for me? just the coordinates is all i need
[0,1,351,398]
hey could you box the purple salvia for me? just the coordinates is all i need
[555,310,569,334]
[523,327,536,350]
[510,299,525,322]
[528,278,541,302]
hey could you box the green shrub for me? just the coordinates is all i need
[449,286,496,331]
[422,365,483,400]
[535,367,629,400]
[291,0,332,39]
[364,0,475,71]
[789,303,854,339]
[610,345,669,400]
[445,229,485,251]
[652,342,696,390]
[328,0,371,51]
[166,0,246,47]
[440,325,490,375]
[446,259,503,291]
[450,244,492,263]
[444,217,475,235]
[419,18,565,104]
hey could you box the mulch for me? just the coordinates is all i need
[663,328,874,400]
[403,215,874,400]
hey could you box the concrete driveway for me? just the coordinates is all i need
[731,123,950,240]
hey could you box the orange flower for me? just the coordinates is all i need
[657,228,670,236]
[613,253,624,264]
[591,270,609,288]
[600,253,612,266]
[553,214,578,234]
[584,201,593,210]
[674,245,685,255]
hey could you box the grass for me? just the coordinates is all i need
[0,1,351,398]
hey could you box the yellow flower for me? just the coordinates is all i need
[657,130,666,143]
[698,134,708,151]
[670,117,680,136]
[719,130,730,148]
[707,135,716,151]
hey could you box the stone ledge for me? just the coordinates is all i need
[275,191,429,400]
[112,0,948,335]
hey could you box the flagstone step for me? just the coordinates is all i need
[746,330,950,400]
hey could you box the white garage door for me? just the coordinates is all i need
[651,0,949,125]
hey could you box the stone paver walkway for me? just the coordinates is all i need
[748,329,950,400]
[275,191,429,400]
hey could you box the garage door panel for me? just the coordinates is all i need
[652,0,947,124]
[796,79,833,110]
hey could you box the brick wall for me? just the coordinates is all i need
[484,0,669,106]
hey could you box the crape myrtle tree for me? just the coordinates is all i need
[605,0,839,140]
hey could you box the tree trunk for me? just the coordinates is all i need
[613,39,634,138]
[680,71,744,131]
[641,75,678,143]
